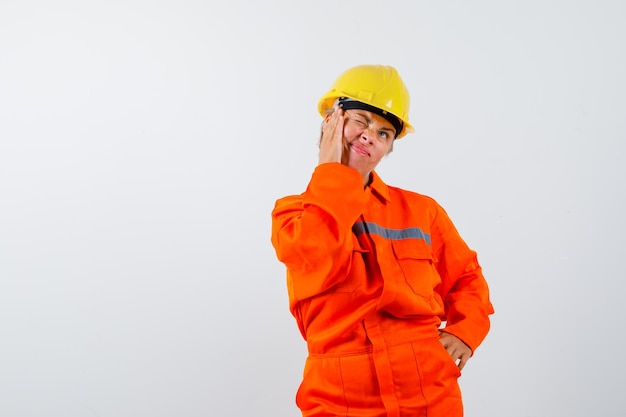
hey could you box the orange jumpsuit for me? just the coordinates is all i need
[271,163,494,417]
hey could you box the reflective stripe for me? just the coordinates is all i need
[353,221,431,246]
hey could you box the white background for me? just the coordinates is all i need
[1,1,625,416]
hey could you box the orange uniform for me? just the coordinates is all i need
[271,163,494,417]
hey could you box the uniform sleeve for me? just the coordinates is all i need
[431,203,494,353]
[271,163,369,301]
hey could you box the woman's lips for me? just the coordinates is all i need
[351,143,370,157]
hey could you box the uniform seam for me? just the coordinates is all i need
[411,342,430,417]
[338,356,349,417]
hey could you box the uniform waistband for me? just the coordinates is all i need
[307,313,441,356]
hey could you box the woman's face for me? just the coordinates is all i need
[342,109,395,181]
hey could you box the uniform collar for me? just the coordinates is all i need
[368,171,390,202]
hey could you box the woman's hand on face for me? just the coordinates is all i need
[319,107,348,166]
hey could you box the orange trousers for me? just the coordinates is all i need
[296,320,463,417]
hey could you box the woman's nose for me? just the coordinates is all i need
[360,127,375,143]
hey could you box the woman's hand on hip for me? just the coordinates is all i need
[438,331,472,371]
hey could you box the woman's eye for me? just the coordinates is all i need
[379,131,388,140]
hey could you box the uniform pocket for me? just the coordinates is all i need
[391,240,441,298]
[328,236,368,293]
[296,356,347,413]
[432,336,463,379]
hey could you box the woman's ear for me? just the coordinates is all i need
[323,107,335,122]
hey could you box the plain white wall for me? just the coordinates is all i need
[1,1,624,416]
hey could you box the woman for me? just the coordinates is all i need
[271,64,494,417]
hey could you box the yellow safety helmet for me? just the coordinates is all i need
[318,64,414,139]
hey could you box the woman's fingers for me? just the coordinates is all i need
[319,107,345,164]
